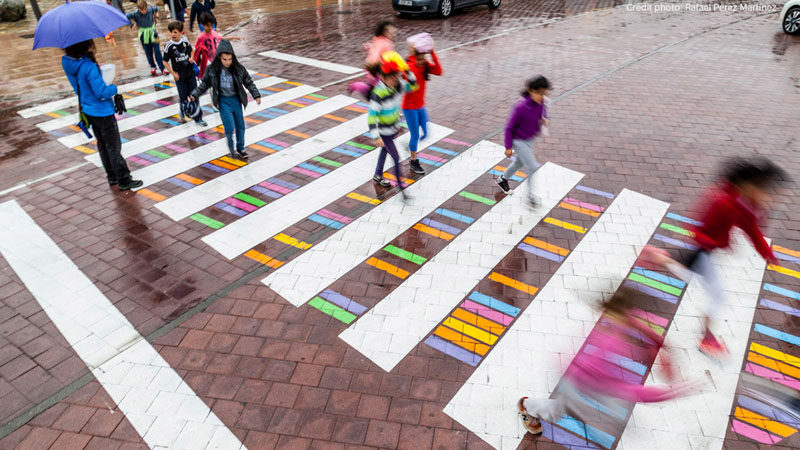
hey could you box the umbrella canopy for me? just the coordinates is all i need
[33,0,130,50]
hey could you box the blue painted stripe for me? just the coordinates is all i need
[738,395,800,427]
[420,218,461,236]
[50,130,68,137]
[188,135,212,144]
[214,201,246,217]
[160,118,182,126]
[754,323,800,346]
[559,385,628,420]
[424,335,480,366]
[488,169,523,182]
[666,212,702,226]
[297,162,330,174]
[584,344,646,375]
[267,107,289,114]
[258,141,284,150]
[258,89,274,95]
[201,106,215,113]
[136,152,162,163]
[623,280,678,304]
[267,178,300,190]
[764,283,800,301]
[356,101,370,108]
[467,291,521,317]
[760,298,800,317]
[331,147,362,158]
[249,185,282,199]
[556,415,615,449]
[632,267,686,288]
[308,214,344,229]
[427,146,458,156]
[435,208,475,224]
[418,157,443,167]
[254,112,277,119]
[517,243,564,263]
[652,233,699,251]
[120,137,130,143]
[201,163,229,174]
[775,251,800,265]
[541,420,599,449]
[166,177,196,190]
[342,144,368,154]
[320,289,368,315]
[575,185,614,199]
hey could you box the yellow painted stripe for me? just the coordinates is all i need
[523,237,569,256]
[768,264,800,280]
[254,73,271,77]
[434,325,489,355]
[774,245,800,258]
[284,81,303,85]
[273,233,312,250]
[559,201,601,218]
[285,129,310,139]
[451,308,505,335]
[74,145,96,154]
[136,188,166,202]
[383,173,415,185]
[286,101,307,108]
[748,351,800,381]
[492,166,526,178]
[323,114,348,122]
[175,173,203,185]
[488,272,538,295]
[544,217,587,234]
[244,249,284,268]
[209,160,239,171]
[243,116,261,124]
[365,257,409,279]
[346,192,381,205]
[734,407,796,437]
[751,342,800,369]
[442,317,498,345]
[412,223,454,241]
[219,156,247,167]
[45,112,62,118]
[250,143,276,154]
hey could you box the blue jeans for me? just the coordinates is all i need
[139,34,165,71]
[402,107,428,154]
[219,96,245,151]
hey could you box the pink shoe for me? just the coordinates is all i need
[150,68,157,76]
[518,397,543,435]
[639,245,670,270]
[162,69,170,76]
[698,333,728,359]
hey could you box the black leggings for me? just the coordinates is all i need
[86,114,132,183]
[374,133,404,190]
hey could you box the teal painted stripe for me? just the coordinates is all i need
[764,283,800,301]
[458,191,496,206]
[418,157,443,167]
[435,208,474,224]
[666,212,702,226]
[467,291,520,317]
[754,324,800,346]
[489,169,523,182]
[556,415,615,449]
[428,146,458,156]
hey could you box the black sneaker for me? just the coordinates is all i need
[196,119,208,126]
[107,177,118,186]
[496,176,512,194]
[237,149,249,159]
[373,174,390,187]
[409,159,425,174]
[118,179,143,191]
[228,146,237,159]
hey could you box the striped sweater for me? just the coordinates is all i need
[367,73,418,138]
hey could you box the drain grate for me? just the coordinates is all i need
[18,33,35,39]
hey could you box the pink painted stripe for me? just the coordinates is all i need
[292,98,313,105]
[263,137,291,147]
[745,363,800,390]
[137,126,158,133]
[128,155,152,166]
[290,167,322,178]
[258,182,292,194]
[164,143,189,153]
[630,307,669,327]
[224,197,257,212]
[317,209,353,224]
[196,132,216,141]
[416,152,447,163]
[731,419,780,444]
[563,197,604,212]
[156,99,173,106]
[441,137,471,146]
[461,299,514,326]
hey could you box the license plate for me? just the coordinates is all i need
[399,1,412,5]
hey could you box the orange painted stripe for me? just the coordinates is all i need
[559,201,601,217]
[264,86,283,91]
[748,352,800,381]
[209,159,239,171]
[243,116,261,124]
[249,143,276,154]
[365,257,409,279]
[492,166,526,178]
[734,407,796,437]
[214,126,225,133]
[67,125,82,132]
[219,156,247,167]
[412,223,454,241]
[323,114,348,122]
[137,188,167,202]
[284,81,303,86]
[523,237,569,256]
[285,129,310,139]
[451,308,505,335]
[382,173,415,185]
[175,173,203,185]
[302,95,320,101]
[244,249,284,268]
[488,272,538,295]
[286,101,306,108]
[254,73,271,77]
[345,106,367,113]
[74,145,96,154]
[774,245,800,258]
[434,325,490,356]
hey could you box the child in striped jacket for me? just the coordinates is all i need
[368,57,418,197]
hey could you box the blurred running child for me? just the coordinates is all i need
[349,21,398,99]
[127,0,166,76]
[402,32,442,175]
[163,21,207,125]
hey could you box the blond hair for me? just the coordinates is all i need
[136,0,147,9]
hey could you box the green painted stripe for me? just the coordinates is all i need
[233,192,267,207]
[189,213,224,229]
[384,244,427,265]
[145,149,171,159]
[458,191,496,206]
[127,109,141,115]
[634,317,666,335]
[54,110,70,116]
[660,222,692,236]
[307,93,328,99]
[312,156,343,167]
[309,296,356,323]
[628,273,683,296]
[346,141,374,151]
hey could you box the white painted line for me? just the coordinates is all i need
[156,114,368,220]
[86,84,320,168]
[444,189,668,450]
[259,50,362,74]
[203,123,453,260]
[18,74,172,119]
[0,200,246,450]
[617,233,766,450]
[131,94,356,190]
[56,77,284,147]
[335,162,584,373]
[262,140,509,307]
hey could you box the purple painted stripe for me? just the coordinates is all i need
[775,251,800,265]
[166,177,196,190]
[760,298,800,317]
[623,280,678,304]
[517,243,564,263]
[128,155,152,166]
[291,167,322,178]
[541,420,599,449]
[420,218,461,236]
[267,177,300,190]
[653,234,699,251]
[292,97,313,105]
[416,152,447,163]
[318,209,353,224]
[214,201,247,217]
[202,163,229,174]
[575,185,614,199]
[196,132,216,141]
[136,152,162,163]
[424,335,480,366]
[441,137,471,146]
[319,289,367,315]
[225,197,258,212]
[258,181,292,195]
[263,137,290,147]
[164,143,189,153]
[249,184,282,199]
[461,299,513,326]
[563,197,604,212]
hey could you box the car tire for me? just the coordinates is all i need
[438,0,453,17]
[487,0,500,9]
[784,6,800,34]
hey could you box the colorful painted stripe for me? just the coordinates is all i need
[460,299,514,326]
[419,218,461,236]
[441,137,471,146]
[768,264,800,279]
[754,324,800,346]
[750,342,800,369]
[312,156,343,167]
[412,223,455,241]
[233,192,267,208]
[524,237,569,256]
[556,414,615,449]
[563,197,604,213]
[467,291,521,317]
[541,420,600,449]
[632,267,686,288]
[319,289,367,315]
[433,325,489,356]
[487,272,538,295]
[250,185,282,199]
[544,217,587,234]
[346,192,381,205]
[732,418,781,445]
[189,213,224,229]
[652,233,699,251]
[435,208,474,224]
[224,197,257,212]
[575,185,614,199]
[308,214,344,229]
[317,209,353,224]
[623,280,678,304]
[291,166,323,178]
[666,212,702,226]
[365,257,408,279]
[745,362,800,391]
[659,222,693,237]
[451,308,505,335]
[309,296,357,324]
[630,308,669,328]
[274,233,312,250]
[441,317,498,345]
[738,395,800,427]
[759,298,800,318]
[424,335,480,366]
[763,283,800,301]
[331,147,362,158]
[559,201,601,217]
[734,406,796,437]
[417,157,443,167]
[458,191,496,206]
[488,169,523,182]
[258,181,292,195]
[244,249,284,268]
[627,272,683,296]
[175,173,203,185]
[747,352,800,381]
[215,201,247,217]
[297,162,330,175]
[167,177,195,190]
[427,146,458,156]
[584,344,646,376]
[517,243,564,263]
[137,188,166,202]
[384,244,427,264]
[346,141,374,151]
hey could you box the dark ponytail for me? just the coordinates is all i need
[520,75,550,96]
[64,39,98,66]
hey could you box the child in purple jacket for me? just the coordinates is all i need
[496,76,551,207]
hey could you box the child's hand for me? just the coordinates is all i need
[189,58,195,64]
[187,95,195,102]
[172,72,179,81]
[375,138,384,148]
[505,148,512,158]
[255,97,261,105]
[540,118,550,127]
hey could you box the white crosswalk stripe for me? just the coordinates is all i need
[259,51,362,74]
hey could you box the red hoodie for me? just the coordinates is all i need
[691,183,776,263]
[401,51,442,110]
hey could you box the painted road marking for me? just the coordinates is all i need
[259,50,362,74]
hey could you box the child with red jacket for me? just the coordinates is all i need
[402,33,442,175]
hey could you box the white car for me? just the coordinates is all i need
[781,0,800,34]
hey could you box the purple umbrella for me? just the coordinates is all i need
[33,0,130,50]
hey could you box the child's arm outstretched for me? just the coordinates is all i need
[241,70,262,105]
[188,71,212,100]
